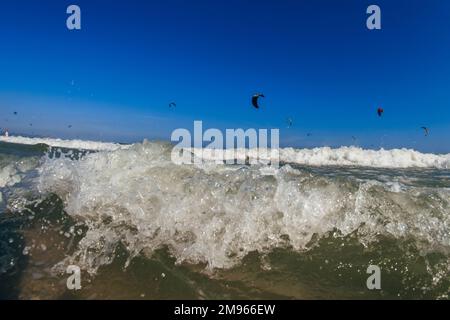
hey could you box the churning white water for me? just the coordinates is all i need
[31,141,450,276]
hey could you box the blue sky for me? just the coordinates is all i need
[0,0,449,152]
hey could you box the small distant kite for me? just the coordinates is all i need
[68,125,72,129]
[252,93,265,109]
[286,117,293,128]
[29,123,33,127]
[169,102,176,108]
[421,126,429,136]
[13,112,18,115]
[306,133,312,137]
[377,107,384,117]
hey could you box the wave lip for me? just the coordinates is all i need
[0,135,128,151]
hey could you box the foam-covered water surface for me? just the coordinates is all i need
[0,138,449,299]
[0,136,127,152]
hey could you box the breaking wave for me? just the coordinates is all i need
[196,146,450,169]
[0,135,127,152]
[2,135,450,168]
[30,141,449,279]
[1,137,449,299]
[279,146,450,169]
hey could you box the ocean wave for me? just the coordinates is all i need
[196,146,450,169]
[33,141,450,275]
[2,135,450,168]
[280,147,450,169]
[0,135,127,152]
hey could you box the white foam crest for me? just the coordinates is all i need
[279,147,450,169]
[35,141,450,274]
[0,135,128,151]
[2,135,450,168]
[195,146,450,169]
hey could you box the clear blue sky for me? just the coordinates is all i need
[0,0,449,152]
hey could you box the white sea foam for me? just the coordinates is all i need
[0,164,20,188]
[0,156,40,188]
[0,135,127,151]
[34,141,450,275]
[279,147,450,169]
[195,146,450,169]
[2,135,450,168]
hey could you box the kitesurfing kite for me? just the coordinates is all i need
[252,93,265,109]
[377,107,384,117]
[169,102,176,108]
[13,112,17,116]
[421,126,429,136]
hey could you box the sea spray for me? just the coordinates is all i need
[35,142,450,269]
[0,139,449,299]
